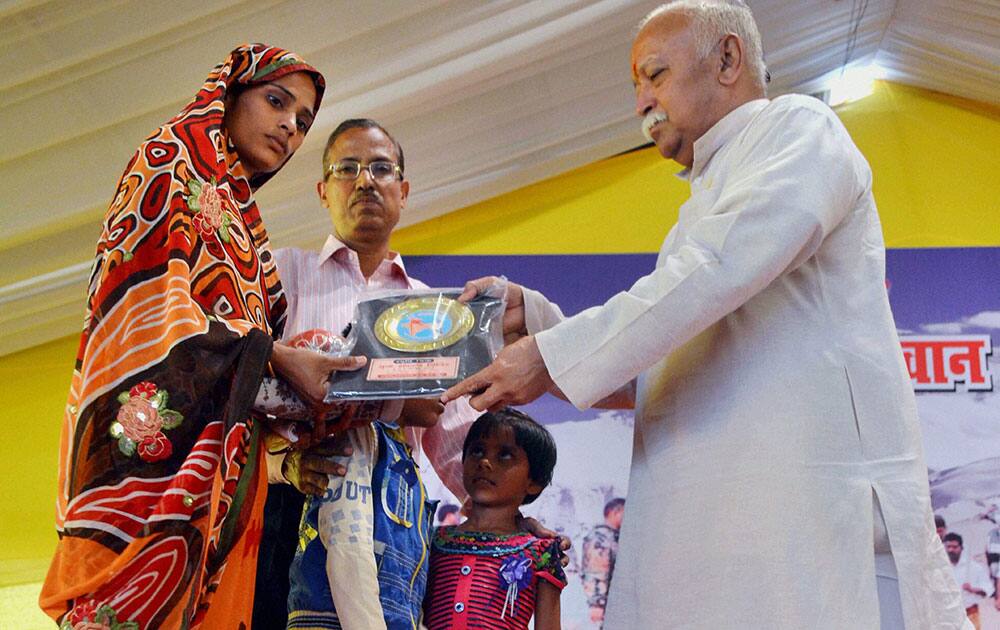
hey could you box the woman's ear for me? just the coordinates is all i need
[224,83,246,111]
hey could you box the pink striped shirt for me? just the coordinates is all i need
[270,235,476,497]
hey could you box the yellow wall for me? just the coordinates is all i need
[836,83,1000,248]
[392,81,1000,254]
[0,335,76,582]
[0,337,76,628]
[2,82,998,627]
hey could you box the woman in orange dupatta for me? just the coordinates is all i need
[40,44,352,629]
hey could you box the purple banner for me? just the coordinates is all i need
[410,247,1000,629]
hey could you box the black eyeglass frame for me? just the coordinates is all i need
[325,160,403,182]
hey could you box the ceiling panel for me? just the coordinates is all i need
[1,0,997,355]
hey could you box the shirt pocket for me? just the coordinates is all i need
[381,451,419,528]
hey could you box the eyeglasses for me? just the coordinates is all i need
[326,160,402,182]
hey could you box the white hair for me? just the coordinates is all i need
[641,0,768,93]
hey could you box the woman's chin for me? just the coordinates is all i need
[240,151,284,180]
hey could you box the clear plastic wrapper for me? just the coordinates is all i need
[325,279,507,401]
[253,328,401,443]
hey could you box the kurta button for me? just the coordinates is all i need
[454,602,465,613]
[460,565,471,575]
[182,494,194,507]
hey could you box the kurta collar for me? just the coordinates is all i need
[317,234,409,278]
[682,98,770,181]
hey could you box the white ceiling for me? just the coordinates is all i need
[2,0,998,356]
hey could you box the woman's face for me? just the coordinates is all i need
[224,71,318,179]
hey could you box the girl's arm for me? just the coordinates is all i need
[533,580,562,630]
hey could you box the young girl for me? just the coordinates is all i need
[424,408,565,630]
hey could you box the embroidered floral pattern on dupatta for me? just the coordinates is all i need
[187,178,233,258]
[109,381,183,463]
[60,600,138,630]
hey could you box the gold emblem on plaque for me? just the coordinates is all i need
[374,296,475,352]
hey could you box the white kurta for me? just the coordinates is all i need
[528,96,969,629]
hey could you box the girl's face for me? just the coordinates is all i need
[463,427,541,508]
[224,71,317,179]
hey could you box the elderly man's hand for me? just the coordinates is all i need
[458,276,527,344]
[282,434,353,497]
[441,335,553,411]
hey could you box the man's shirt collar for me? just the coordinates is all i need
[679,98,770,181]
[317,234,409,278]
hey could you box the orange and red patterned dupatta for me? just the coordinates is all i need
[40,44,324,629]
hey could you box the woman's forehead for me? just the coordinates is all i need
[267,72,318,109]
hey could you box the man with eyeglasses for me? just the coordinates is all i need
[252,119,480,629]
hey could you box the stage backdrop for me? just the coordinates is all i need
[405,247,1000,630]
[1,81,997,629]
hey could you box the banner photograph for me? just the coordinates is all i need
[411,249,1000,629]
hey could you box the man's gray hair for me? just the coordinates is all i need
[641,1,768,93]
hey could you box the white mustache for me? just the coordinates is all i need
[642,111,668,143]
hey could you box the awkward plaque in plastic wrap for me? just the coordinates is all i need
[326,284,506,400]
[253,328,402,444]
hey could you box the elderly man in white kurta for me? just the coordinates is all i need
[443,2,969,628]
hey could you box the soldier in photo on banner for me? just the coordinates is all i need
[580,498,625,626]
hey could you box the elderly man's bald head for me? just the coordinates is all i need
[630,0,768,167]
[640,1,768,93]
